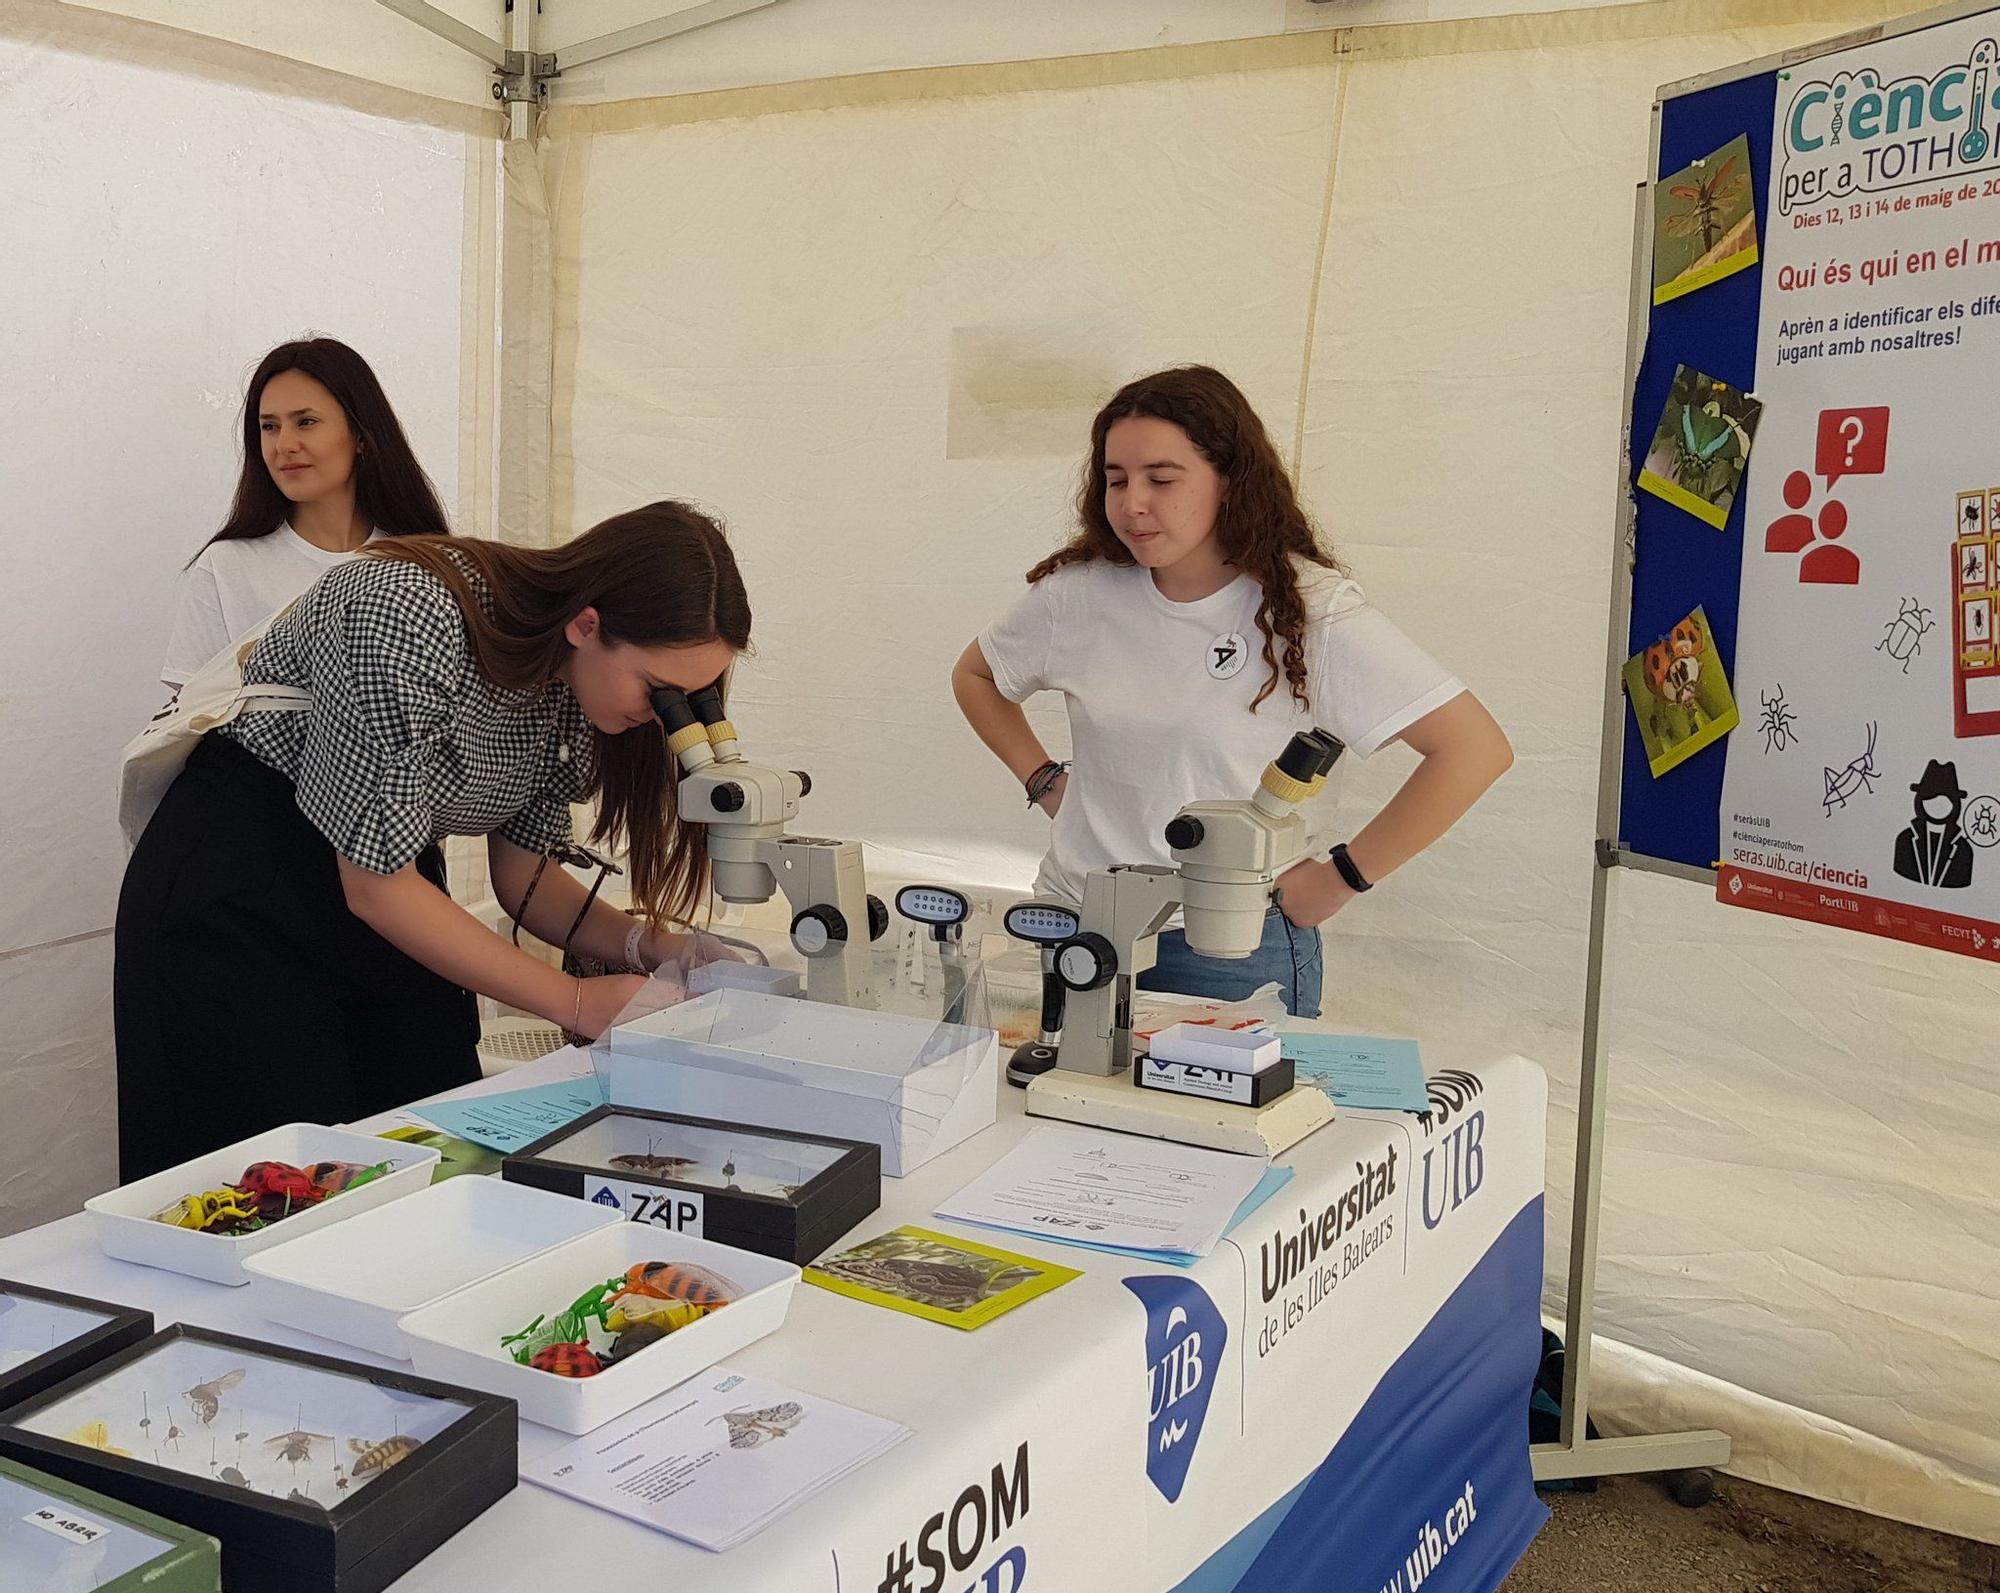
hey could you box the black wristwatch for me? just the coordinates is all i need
[1329,842,1373,893]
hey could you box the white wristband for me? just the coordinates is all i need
[623,919,648,974]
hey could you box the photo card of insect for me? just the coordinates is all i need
[803,1224,1081,1330]
[1638,365,1766,531]
[0,1280,153,1417]
[503,1105,880,1265]
[0,1324,516,1593]
[1653,132,1760,305]
[1622,605,1741,777]
[1,1454,221,1593]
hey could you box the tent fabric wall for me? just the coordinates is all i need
[542,0,1997,1540]
[0,23,482,1235]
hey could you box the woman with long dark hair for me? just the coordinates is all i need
[953,366,1511,1017]
[117,502,750,1179]
[160,337,450,689]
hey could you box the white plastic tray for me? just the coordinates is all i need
[241,1176,622,1360]
[83,1123,439,1287]
[397,1222,797,1434]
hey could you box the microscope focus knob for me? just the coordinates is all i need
[711,782,746,814]
[1054,932,1116,993]
[790,906,849,957]
[867,894,890,941]
[1164,815,1205,851]
[793,770,813,798]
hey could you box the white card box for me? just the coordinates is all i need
[396,1222,798,1435]
[594,989,998,1177]
[83,1124,439,1288]
[1146,1022,1281,1075]
[242,1177,622,1360]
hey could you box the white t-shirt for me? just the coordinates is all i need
[160,526,383,689]
[979,558,1465,908]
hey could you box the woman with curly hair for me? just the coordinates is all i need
[952,366,1510,1017]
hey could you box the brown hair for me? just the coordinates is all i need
[368,502,751,929]
[1028,365,1341,712]
[199,337,450,561]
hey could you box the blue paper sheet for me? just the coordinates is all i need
[1283,1034,1430,1113]
[409,1076,606,1154]
[983,1164,1297,1270]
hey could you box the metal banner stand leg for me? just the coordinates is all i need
[1529,174,1731,1494]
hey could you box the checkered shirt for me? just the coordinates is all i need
[221,553,594,874]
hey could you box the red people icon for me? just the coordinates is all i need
[1800,498,1859,584]
[1765,471,1815,553]
[1765,469,1859,584]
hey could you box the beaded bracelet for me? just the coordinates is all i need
[1024,759,1070,807]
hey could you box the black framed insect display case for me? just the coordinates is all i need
[503,1104,880,1265]
[0,1278,153,1416]
[0,1323,516,1593]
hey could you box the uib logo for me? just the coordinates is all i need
[1729,874,1744,896]
[1123,1276,1225,1504]
[1421,1110,1486,1231]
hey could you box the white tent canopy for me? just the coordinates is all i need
[4,0,1993,1545]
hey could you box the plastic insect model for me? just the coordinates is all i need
[500,1277,622,1366]
[712,1403,804,1450]
[184,1368,246,1426]
[309,1160,393,1196]
[529,1343,604,1378]
[603,1321,669,1363]
[151,1187,262,1232]
[617,1261,737,1309]
[603,1293,707,1336]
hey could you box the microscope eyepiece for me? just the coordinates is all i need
[651,686,697,730]
[687,685,727,726]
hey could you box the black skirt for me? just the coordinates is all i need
[114,735,481,1182]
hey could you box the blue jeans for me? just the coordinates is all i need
[1138,906,1324,1018]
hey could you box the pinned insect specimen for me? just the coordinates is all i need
[607,1138,698,1177]
[348,1435,421,1478]
[185,1368,246,1425]
[266,1426,334,1468]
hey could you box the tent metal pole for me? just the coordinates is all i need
[371,0,506,66]
[556,0,787,72]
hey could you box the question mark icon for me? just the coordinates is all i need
[1839,413,1864,466]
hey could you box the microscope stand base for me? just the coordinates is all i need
[1023,1069,1334,1156]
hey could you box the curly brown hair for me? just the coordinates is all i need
[1027,366,1341,712]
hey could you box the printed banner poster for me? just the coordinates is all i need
[1719,12,2000,957]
